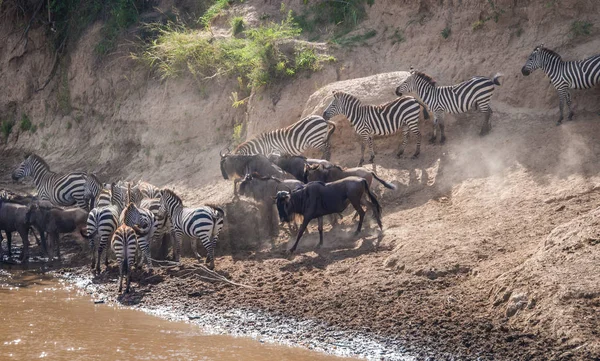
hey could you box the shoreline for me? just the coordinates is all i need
[58,267,416,361]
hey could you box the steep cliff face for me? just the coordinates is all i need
[1,1,599,358]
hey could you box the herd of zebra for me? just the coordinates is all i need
[1,45,599,294]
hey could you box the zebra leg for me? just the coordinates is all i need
[411,126,421,159]
[89,237,96,270]
[6,232,12,258]
[321,143,331,161]
[557,88,567,125]
[429,114,439,143]
[367,136,375,164]
[479,105,492,136]
[358,135,367,166]
[566,91,574,120]
[397,127,409,157]
[173,230,182,262]
[438,113,447,143]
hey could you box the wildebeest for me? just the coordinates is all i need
[268,154,335,182]
[0,198,32,263]
[275,176,383,253]
[238,173,304,236]
[28,202,88,260]
[304,164,397,189]
[220,151,292,195]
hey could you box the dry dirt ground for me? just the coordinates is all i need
[2,107,600,360]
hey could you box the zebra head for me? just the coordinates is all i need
[395,68,418,96]
[158,189,182,218]
[323,91,345,120]
[12,154,42,182]
[522,44,545,76]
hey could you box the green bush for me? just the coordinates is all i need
[441,27,451,39]
[333,29,377,47]
[571,21,592,37]
[1,120,14,141]
[231,16,245,35]
[200,0,230,28]
[138,11,333,88]
[20,113,32,132]
[294,0,374,38]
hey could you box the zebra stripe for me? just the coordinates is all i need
[322,91,427,165]
[522,45,600,124]
[234,115,336,160]
[111,224,138,293]
[120,202,157,269]
[11,154,87,208]
[159,189,224,269]
[86,185,127,274]
[395,69,502,142]
[140,197,168,258]
[137,181,161,199]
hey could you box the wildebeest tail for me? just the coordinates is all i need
[492,73,503,86]
[415,99,430,120]
[362,179,383,230]
[371,172,397,190]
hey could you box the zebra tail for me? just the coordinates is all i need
[492,73,503,86]
[324,120,336,143]
[371,172,397,190]
[415,99,430,120]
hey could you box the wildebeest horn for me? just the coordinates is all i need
[219,148,231,157]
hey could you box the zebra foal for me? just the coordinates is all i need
[12,154,88,209]
[111,224,139,293]
[120,202,157,270]
[234,115,336,160]
[158,189,224,269]
[395,68,502,143]
[521,44,600,125]
[322,91,429,166]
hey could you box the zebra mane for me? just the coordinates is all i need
[413,71,437,86]
[540,47,562,60]
[27,154,50,170]
[162,189,182,205]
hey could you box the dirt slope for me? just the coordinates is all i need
[1,0,600,360]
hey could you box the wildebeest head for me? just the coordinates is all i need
[304,164,328,183]
[275,191,293,223]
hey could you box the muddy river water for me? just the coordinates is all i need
[0,271,354,361]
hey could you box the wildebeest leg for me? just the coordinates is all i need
[316,217,324,249]
[18,228,29,264]
[51,232,61,261]
[290,219,310,253]
[6,232,12,258]
[350,198,366,235]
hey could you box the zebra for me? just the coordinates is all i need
[395,68,503,143]
[86,184,127,274]
[83,173,111,210]
[521,44,600,125]
[120,202,157,270]
[137,181,161,199]
[11,154,87,208]
[111,224,139,294]
[233,115,336,160]
[322,91,430,166]
[140,197,170,259]
[158,189,224,269]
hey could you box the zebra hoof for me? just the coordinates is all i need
[411,154,419,160]
[428,138,437,144]
[556,121,562,126]
[440,136,447,144]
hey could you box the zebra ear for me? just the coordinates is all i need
[409,66,415,73]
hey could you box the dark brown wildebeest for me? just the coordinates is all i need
[268,154,335,183]
[238,173,304,236]
[28,202,88,260]
[0,198,32,263]
[304,164,397,189]
[275,176,383,253]
[219,151,292,195]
